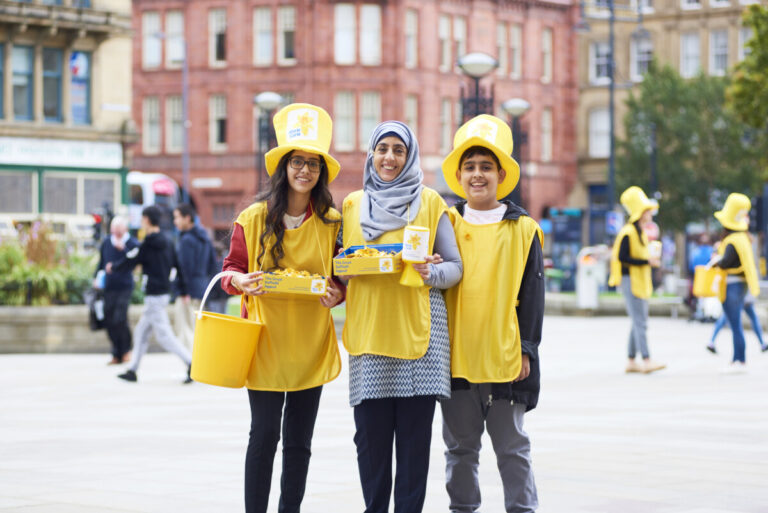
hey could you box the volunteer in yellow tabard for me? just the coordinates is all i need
[710,193,761,369]
[608,186,666,374]
[440,114,544,512]
[220,103,344,512]
[342,121,462,512]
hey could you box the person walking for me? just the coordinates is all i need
[220,103,344,513]
[710,193,762,371]
[172,203,218,351]
[94,216,138,364]
[341,120,462,513]
[707,292,768,354]
[108,206,193,384]
[439,115,544,513]
[608,186,666,374]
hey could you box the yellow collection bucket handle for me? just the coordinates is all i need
[197,271,241,320]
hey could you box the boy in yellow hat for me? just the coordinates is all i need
[608,186,666,373]
[441,114,544,513]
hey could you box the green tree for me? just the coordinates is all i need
[616,63,767,232]
[727,4,768,129]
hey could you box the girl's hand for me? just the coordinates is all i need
[320,279,343,308]
[233,271,265,296]
[336,247,355,281]
[412,253,442,281]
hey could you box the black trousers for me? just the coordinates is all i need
[353,396,437,513]
[103,288,133,359]
[245,386,323,513]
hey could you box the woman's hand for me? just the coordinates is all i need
[411,253,443,281]
[233,271,265,296]
[337,247,355,281]
[320,279,343,308]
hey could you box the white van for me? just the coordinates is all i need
[125,171,181,233]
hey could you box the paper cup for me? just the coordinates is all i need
[402,225,429,263]
[649,241,662,260]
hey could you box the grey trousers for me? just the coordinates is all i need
[127,294,192,373]
[620,279,650,359]
[441,384,538,513]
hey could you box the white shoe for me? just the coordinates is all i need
[721,361,747,374]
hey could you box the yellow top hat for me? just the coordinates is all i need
[264,103,340,183]
[441,114,520,200]
[620,186,657,223]
[715,193,751,231]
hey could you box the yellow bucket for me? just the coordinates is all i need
[692,266,725,298]
[191,272,262,388]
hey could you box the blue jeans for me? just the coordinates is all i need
[711,302,765,347]
[722,282,747,362]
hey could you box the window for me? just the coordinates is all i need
[83,177,116,215]
[631,36,653,81]
[454,17,467,72]
[405,9,418,69]
[334,91,355,151]
[738,27,753,61]
[213,203,236,224]
[40,173,117,216]
[541,108,553,162]
[709,29,728,76]
[209,8,227,66]
[682,0,700,9]
[359,92,381,150]
[209,94,227,151]
[633,0,653,12]
[142,11,161,69]
[334,4,356,65]
[277,6,296,65]
[165,10,184,68]
[12,46,34,121]
[711,0,730,7]
[70,51,91,125]
[360,5,382,65]
[589,41,611,84]
[0,172,34,213]
[510,24,522,79]
[588,108,610,158]
[496,23,507,75]
[43,176,77,214]
[680,32,700,78]
[439,15,451,72]
[542,28,553,83]
[440,98,452,153]
[143,97,160,154]
[253,7,273,65]
[166,96,183,154]
[43,48,63,122]
[404,95,418,139]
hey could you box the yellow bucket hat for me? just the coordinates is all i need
[715,193,751,231]
[264,103,340,183]
[620,186,657,223]
[441,114,520,200]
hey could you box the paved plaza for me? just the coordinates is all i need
[2,315,768,513]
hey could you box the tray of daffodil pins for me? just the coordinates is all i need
[262,268,328,296]
[333,244,404,276]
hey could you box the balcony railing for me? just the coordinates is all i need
[0,0,131,34]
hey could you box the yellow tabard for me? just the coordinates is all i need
[717,231,760,302]
[608,223,652,299]
[237,202,341,391]
[341,188,446,359]
[444,209,542,383]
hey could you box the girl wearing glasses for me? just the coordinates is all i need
[340,121,462,512]
[221,103,344,513]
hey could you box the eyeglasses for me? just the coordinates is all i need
[289,157,322,174]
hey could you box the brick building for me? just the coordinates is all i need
[132,0,579,237]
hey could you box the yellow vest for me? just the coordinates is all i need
[237,202,341,391]
[342,188,446,359]
[445,208,542,382]
[718,231,760,302]
[608,223,652,299]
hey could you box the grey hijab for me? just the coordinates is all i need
[360,121,424,241]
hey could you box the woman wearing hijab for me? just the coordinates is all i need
[340,121,462,513]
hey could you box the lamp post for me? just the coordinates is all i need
[253,92,283,194]
[502,98,531,207]
[457,52,498,122]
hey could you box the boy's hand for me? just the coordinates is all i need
[514,354,530,382]
[320,279,343,308]
[412,253,443,280]
[105,262,113,274]
[233,271,265,296]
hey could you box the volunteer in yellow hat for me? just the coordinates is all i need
[608,186,666,374]
[710,193,762,371]
[440,114,543,512]
[220,103,344,512]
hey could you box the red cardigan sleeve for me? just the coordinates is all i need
[222,223,248,295]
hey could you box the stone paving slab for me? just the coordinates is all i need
[2,315,768,512]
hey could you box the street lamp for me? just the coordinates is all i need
[458,52,498,122]
[502,98,531,207]
[253,92,283,194]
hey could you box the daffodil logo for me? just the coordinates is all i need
[311,279,326,294]
[467,120,498,143]
[286,109,318,141]
[380,258,393,272]
[407,233,422,250]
